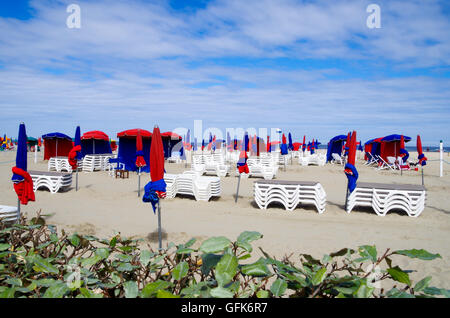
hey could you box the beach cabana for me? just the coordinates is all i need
[80,130,112,156]
[326,135,347,163]
[379,134,411,162]
[117,129,152,172]
[27,137,39,151]
[42,132,73,160]
[161,131,182,158]
[364,137,383,161]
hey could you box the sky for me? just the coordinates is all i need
[0,0,449,145]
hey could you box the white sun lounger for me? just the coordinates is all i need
[82,154,113,172]
[163,171,221,201]
[29,170,72,194]
[254,180,327,213]
[48,156,74,173]
[331,153,344,165]
[299,153,326,166]
[0,205,19,223]
[346,182,426,217]
[238,158,278,180]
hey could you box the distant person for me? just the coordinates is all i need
[426,147,430,152]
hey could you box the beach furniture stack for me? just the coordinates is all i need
[298,153,326,166]
[29,170,72,194]
[0,205,18,223]
[254,180,327,213]
[167,152,182,163]
[82,154,113,172]
[48,156,75,173]
[346,182,426,217]
[191,154,230,177]
[164,171,221,201]
[238,158,278,180]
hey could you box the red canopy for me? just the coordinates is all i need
[117,129,152,138]
[161,132,181,139]
[150,126,165,182]
[81,130,109,141]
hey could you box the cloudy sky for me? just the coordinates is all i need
[0,0,449,145]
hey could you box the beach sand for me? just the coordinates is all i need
[1,149,449,290]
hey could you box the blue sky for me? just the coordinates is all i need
[0,0,449,145]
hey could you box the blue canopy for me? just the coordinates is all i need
[381,134,411,142]
[117,135,151,172]
[42,132,72,140]
[81,139,112,156]
[326,135,347,162]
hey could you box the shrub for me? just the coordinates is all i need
[0,213,448,298]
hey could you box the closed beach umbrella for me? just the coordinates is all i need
[143,125,166,249]
[267,135,271,152]
[11,123,35,221]
[136,129,147,197]
[280,134,288,155]
[417,135,427,185]
[344,131,358,210]
[288,133,293,151]
[193,138,197,151]
[302,135,306,153]
[399,135,409,163]
[202,139,205,151]
[74,126,82,160]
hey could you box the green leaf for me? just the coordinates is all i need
[238,254,251,261]
[141,280,172,298]
[94,248,110,260]
[236,231,262,252]
[140,250,152,267]
[43,282,70,298]
[270,279,287,297]
[301,254,322,265]
[184,238,196,248]
[256,290,269,298]
[176,247,195,255]
[353,281,375,298]
[32,256,59,274]
[311,267,327,286]
[123,281,139,298]
[241,258,271,277]
[81,255,102,268]
[330,248,352,257]
[172,261,189,281]
[5,278,22,287]
[0,243,11,251]
[69,234,81,247]
[199,236,231,254]
[414,276,432,292]
[387,266,411,286]
[201,254,222,275]
[210,286,234,298]
[79,288,103,298]
[156,290,179,298]
[394,249,442,260]
[0,287,16,298]
[358,245,377,262]
[115,262,136,272]
[423,287,443,296]
[215,254,238,287]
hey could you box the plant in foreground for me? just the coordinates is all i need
[0,213,448,298]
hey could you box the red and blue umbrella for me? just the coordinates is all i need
[143,126,166,213]
[280,133,288,155]
[12,123,35,207]
[399,135,409,163]
[135,129,146,168]
[344,131,358,193]
[267,135,271,153]
[302,135,306,153]
[417,135,427,166]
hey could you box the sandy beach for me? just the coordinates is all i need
[1,149,449,290]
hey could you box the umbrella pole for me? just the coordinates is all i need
[76,163,79,191]
[344,184,349,212]
[138,167,141,197]
[158,201,162,249]
[235,174,241,203]
[34,145,37,164]
[17,198,20,223]
[422,166,424,186]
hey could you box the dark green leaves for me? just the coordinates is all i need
[199,237,231,254]
[394,249,442,260]
[387,266,411,286]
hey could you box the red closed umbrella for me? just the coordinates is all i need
[267,135,270,152]
[417,135,427,185]
[344,131,358,210]
[143,125,166,248]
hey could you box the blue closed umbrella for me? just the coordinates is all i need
[75,126,82,160]
[288,133,293,151]
[12,123,27,183]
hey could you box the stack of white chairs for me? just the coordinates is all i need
[167,152,182,164]
[254,180,326,213]
[299,153,326,166]
[163,171,221,201]
[0,205,18,223]
[29,170,72,194]
[48,157,74,173]
[238,158,278,180]
[82,154,113,172]
[191,154,230,177]
[346,182,426,217]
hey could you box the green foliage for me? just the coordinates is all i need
[0,213,448,298]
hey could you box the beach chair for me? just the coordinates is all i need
[165,171,221,201]
[106,157,125,178]
[346,182,426,217]
[387,157,400,170]
[331,153,344,165]
[364,152,378,166]
[0,205,19,223]
[29,170,72,194]
[167,152,182,164]
[396,156,411,170]
[375,155,394,171]
[254,180,326,213]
